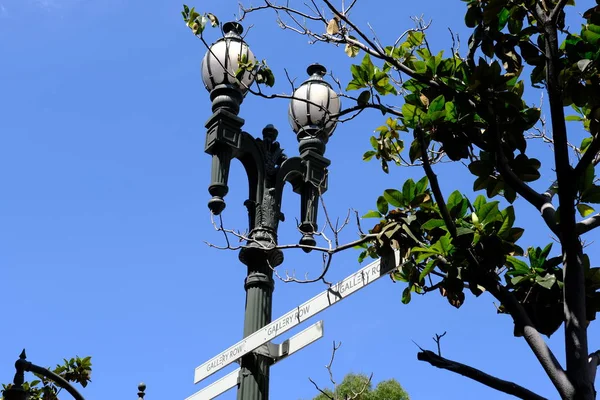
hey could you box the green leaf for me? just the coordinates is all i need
[402,179,416,202]
[369,135,378,149]
[402,286,412,304]
[539,243,553,262]
[581,137,593,152]
[421,219,446,230]
[432,234,453,256]
[361,53,375,79]
[377,196,389,215]
[581,164,595,192]
[468,160,492,176]
[583,24,600,45]
[473,195,486,213]
[447,190,463,210]
[383,189,404,207]
[511,275,528,286]
[498,206,515,238]
[447,191,467,218]
[477,201,500,225]
[357,90,371,106]
[362,210,382,218]
[497,7,510,30]
[363,150,376,161]
[456,227,474,236]
[444,101,458,122]
[402,103,426,127]
[508,228,525,242]
[506,256,530,273]
[504,186,517,203]
[582,186,600,203]
[465,4,482,28]
[419,259,437,281]
[577,203,595,217]
[409,138,422,163]
[346,80,366,91]
[428,95,445,113]
[415,176,429,194]
[407,31,424,46]
[536,274,557,290]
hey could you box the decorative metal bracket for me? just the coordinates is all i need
[252,339,291,362]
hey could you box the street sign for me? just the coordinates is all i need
[186,369,239,400]
[186,321,325,400]
[194,250,399,383]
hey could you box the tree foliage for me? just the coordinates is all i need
[184,0,600,398]
[311,373,409,400]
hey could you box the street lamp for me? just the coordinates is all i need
[2,350,147,400]
[202,22,340,400]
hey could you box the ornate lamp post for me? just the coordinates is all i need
[202,22,340,400]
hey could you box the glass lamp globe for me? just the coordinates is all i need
[201,22,256,93]
[288,64,341,139]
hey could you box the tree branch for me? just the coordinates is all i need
[416,127,457,238]
[417,350,548,400]
[576,213,600,235]
[492,123,548,210]
[484,277,575,399]
[549,0,569,23]
[491,122,559,235]
[589,350,600,384]
[572,131,600,178]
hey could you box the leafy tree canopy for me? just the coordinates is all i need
[311,373,409,400]
[183,0,600,398]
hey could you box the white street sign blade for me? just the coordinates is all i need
[186,369,239,400]
[194,251,398,384]
[284,319,323,358]
[186,320,325,400]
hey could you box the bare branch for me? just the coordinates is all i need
[417,350,548,400]
[239,0,323,22]
[308,341,372,400]
[205,180,380,285]
[327,341,342,386]
[308,378,334,400]
[433,331,447,357]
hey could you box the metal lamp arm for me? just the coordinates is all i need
[275,157,305,196]
[21,362,86,400]
[236,131,266,203]
[4,351,86,400]
[276,156,330,249]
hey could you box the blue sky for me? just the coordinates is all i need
[1,0,598,399]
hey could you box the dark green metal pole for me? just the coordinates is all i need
[205,108,286,400]
[236,126,285,400]
[236,247,278,400]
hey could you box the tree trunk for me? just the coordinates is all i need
[543,20,594,400]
